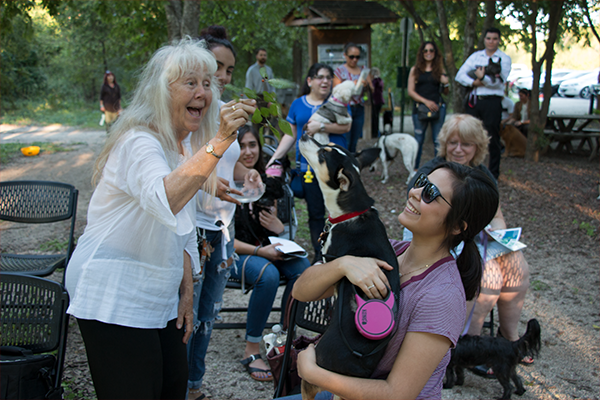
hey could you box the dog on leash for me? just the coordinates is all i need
[444,318,541,400]
[500,125,526,157]
[307,80,355,145]
[359,133,418,184]
[298,135,401,400]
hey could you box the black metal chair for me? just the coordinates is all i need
[274,296,335,398]
[0,273,70,399]
[0,180,78,277]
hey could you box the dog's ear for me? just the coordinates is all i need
[337,168,351,191]
[354,147,381,170]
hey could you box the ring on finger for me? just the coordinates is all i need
[367,284,375,290]
[225,189,231,195]
[232,105,237,111]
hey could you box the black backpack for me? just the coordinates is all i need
[0,347,62,400]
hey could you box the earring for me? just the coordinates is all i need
[308,84,312,87]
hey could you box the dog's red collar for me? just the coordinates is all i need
[331,96,349,107]
[328,209,370,225]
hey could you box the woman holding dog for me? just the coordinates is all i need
[333,43,367,153]
[65,38,255,400]
[289,161,499,399]
[407,114,532,376]
[231,126,310,381]
[407,41,449,169]
[266,63,350,263]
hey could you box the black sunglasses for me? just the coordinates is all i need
[413,173,452,207]
[347,55,361,60]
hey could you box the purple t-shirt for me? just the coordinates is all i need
[370,240,466,400]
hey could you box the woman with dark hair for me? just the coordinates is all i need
[289,162,499,400]
[185,26,260,400]
[266,63,350,262]
[333,42,367,153]
[231,126,310,381]
[99,70,121,132]
[406,114,532,377]
[407,41,449,169]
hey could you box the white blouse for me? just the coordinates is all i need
[65,131,199,329]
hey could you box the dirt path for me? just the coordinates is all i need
[1,124,599,400]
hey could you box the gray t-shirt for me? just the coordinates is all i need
[371,240,465,400]
[245,62,274,94]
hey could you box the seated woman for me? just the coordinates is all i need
[231,126,310,382]
[406,114,532,375]
[503,88,531,137]
[290,162,499,399]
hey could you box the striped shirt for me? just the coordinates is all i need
[370,240,466,399]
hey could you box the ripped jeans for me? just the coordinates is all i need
[187,228,234,391]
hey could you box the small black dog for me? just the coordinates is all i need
[234,174,285,246]
[444,318,541,400]
[467,57,503,83]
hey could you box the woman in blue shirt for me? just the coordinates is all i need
[266,63,350,262]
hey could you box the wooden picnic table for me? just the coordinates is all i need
[544,114,600,160]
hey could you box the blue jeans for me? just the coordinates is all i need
[187,228,234,391]
[230,254,309,342]
[346,104,365,153]
[276,391,333,400]
[412,103,446,169]
[302,178,326,261]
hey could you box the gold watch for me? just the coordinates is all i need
[205,143,222,159]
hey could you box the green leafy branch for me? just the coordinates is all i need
[224,67,295,139]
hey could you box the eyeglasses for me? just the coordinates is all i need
[347,55,361,60]
[423,48,435,54]
[412,173,452,207]
[314,75,332,81]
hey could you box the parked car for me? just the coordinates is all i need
[512,69,576,96]
[558,69,600,99]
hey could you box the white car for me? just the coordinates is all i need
[558,69,600,98]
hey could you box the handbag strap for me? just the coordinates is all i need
[241,256,272,294]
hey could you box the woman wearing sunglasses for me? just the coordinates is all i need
[407,41,449,170]
[288,162,499,400]
[333,42,367,153]
[407,114,532,377]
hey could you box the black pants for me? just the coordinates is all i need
[371,103,382,137]
[77,318,188,400]
[465,96,502,179]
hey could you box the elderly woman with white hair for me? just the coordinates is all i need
[64,38,256,399]
[406,114,531,377]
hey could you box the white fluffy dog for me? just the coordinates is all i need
[370,133,418,184]
[308,80,356,144]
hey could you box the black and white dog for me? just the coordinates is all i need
[298,134,401,400]
[358,133,418,184]
[444,318,541,400]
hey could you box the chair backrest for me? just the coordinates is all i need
[0,180,78,261]
[294,297,335,334]
[1,273,70,353]
[276,184,296,240]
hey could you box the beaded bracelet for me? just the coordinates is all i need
[253,245,261,255]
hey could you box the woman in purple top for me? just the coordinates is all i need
[291,162,499,400]
[369,67,384,137]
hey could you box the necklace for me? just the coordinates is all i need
[399,253,431,278]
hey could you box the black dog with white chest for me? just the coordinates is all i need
[444,318,541,400]
[298,135,401,400]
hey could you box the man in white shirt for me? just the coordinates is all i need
[245,48,274,94]
[456,27,511,179]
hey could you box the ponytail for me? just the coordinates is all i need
[433,162,499,300]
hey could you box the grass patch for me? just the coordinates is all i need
[294,200,311,246]
[531,280,550,291]
[0,142,75,164]
[1,98,101,129]
[39,238,70,253]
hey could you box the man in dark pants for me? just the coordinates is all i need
[456,27,512,179]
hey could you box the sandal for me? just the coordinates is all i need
[470,365,496,379]
[240,353,274,382]
[497,327,535,365]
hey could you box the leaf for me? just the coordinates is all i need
[269,103,279,116]
[260,107,271,118]
[224,84,241,101]
[279,119,293,136]
[243,87,257,99]
[593,325,600,330]
[268,78,297,89]
[263,92,277,103]
[259,125,264,138]
[252,109,263,124]
[259,66,268,79]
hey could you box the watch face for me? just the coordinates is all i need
[207,144,214,153]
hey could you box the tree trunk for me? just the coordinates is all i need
[526,0,564,161]
[165,1,200,42]
[292,38,303,91]
[477,1,497,49]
